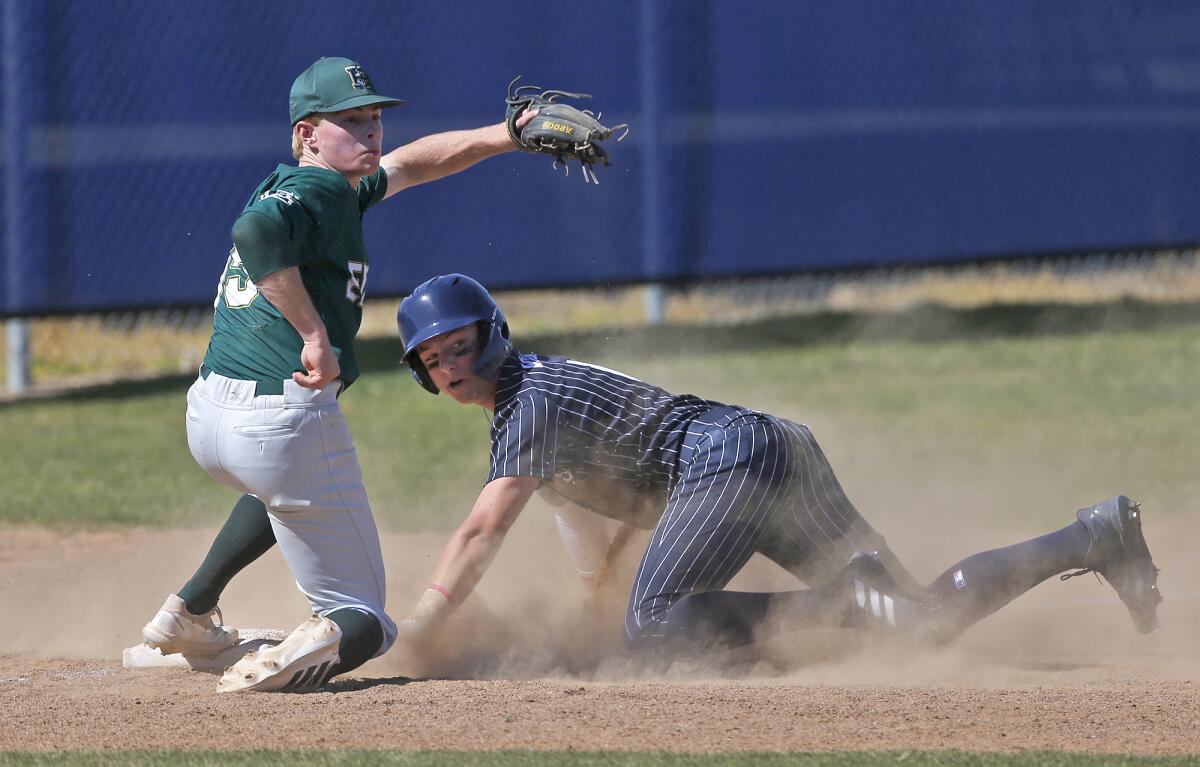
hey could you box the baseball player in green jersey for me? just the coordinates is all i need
[140,57,544,692]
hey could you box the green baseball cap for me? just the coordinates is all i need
[289,57,405,125]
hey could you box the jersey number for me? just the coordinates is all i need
[346,261,368,306]
[217,247,260,309]
[216,250,367,309]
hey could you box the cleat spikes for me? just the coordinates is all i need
[216,615,341,693]
[1072,496,1161,633]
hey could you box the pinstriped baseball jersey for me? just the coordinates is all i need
[487,352,722,527]
[486,352,887,640]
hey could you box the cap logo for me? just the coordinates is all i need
[344,65,373,91]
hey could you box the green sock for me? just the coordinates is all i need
[326,608,384,678]
[177,494,276,615]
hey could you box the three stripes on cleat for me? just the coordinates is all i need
[280,660,335,692]
[853,578,899,627]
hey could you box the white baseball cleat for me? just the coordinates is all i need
[216,615,341,693]
[142,593,240,656]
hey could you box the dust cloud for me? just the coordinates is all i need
[1,473,1195,686]
[3,303,1197,688]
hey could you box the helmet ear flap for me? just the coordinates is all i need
[472,310,512,380]
[406,356,440,394]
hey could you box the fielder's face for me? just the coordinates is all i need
[304,105,384,181]
[416,325,495,407]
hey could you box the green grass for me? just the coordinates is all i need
[2,300,1197,531]
[0,752,1196,766]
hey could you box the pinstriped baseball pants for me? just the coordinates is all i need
[624,408,888,642]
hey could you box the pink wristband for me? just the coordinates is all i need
[426,583,453,602]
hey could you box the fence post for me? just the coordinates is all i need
[6,320,29,393]
[3,0,32,392]
[639,0,666,325]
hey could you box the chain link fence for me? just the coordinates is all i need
[9,2,1200,319]
[4,249,1197,398]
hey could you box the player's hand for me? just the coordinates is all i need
[397,586,453,645]
[396,616,433,644]
[393,615,440,679]
[514,108,540,131]
[293,337,341,389]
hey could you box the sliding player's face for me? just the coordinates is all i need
[416,324,493,405]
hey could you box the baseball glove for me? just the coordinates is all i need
[506,76,628,184]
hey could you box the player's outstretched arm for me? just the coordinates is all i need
[400,475,540,636]
[380,111,539,197]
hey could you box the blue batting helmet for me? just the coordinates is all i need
[397,274,512,394]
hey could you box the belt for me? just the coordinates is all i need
[199,364,285,396]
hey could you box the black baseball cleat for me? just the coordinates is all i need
[1064,495,1162,633]
[840,551,930,636]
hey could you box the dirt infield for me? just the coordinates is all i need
[4,655,1197,753]
[2,512,1197,754]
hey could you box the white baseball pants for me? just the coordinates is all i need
[184,370,397,655]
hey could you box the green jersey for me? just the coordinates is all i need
[204,164,388,385]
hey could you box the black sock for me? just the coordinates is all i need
[177,494,276,615]
[326,608,384,678]
[658,590,771,649]
[927,520,1093,640]
[657,583,853,650]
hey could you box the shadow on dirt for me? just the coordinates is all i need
[327,675,417,692]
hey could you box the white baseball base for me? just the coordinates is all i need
[122,628,288,672]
